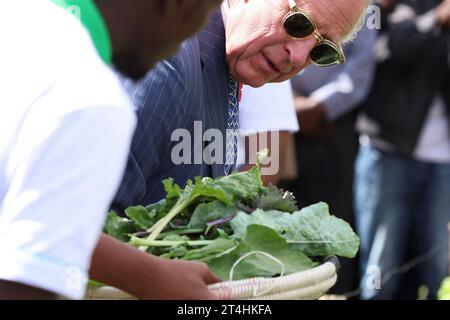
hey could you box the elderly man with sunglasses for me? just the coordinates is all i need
[113,0,370,220]
[225,0,368,87]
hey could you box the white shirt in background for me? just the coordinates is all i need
[362,95,450,164]
[0,0,136,299]
[237,82,299,166]
[413,95,450,163]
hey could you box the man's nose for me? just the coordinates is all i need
[285,37,317,67]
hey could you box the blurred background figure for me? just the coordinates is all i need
[237,82,299,185]
[284,24,377,295]
[355,0,450,299]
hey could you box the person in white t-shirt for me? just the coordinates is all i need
[237,82,299,184]
[0,0,221,300]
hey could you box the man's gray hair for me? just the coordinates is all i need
[342,0,372,43]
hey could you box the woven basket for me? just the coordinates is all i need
[85,257,340,300]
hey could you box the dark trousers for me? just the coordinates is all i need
[355,144,450,300]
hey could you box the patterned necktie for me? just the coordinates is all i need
[224,75,240,175]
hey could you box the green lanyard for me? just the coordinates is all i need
[50,0,112,65]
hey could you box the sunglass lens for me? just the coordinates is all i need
[310,43,341,65]
[283,13,315,38]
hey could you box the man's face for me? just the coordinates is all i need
[225,0,366,87]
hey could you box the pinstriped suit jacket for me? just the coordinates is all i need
[112,11,232,211]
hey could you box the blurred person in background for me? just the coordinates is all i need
[355,0,450,299]
[286,24,377,295]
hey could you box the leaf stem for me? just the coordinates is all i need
[134,228,204,239]
[131,237,213,248]
[139,198,195,251]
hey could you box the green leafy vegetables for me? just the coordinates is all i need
[105,151,360,280]
[438,277,450,300]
